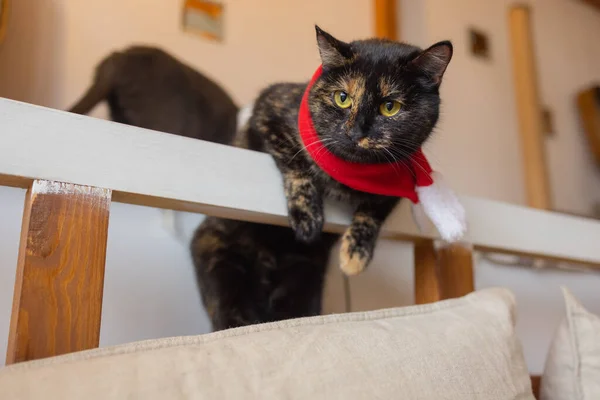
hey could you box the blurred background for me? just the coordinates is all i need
[0,0,599,373]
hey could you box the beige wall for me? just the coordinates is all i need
[0,0,372,111]
[402,0,600,214]
[532,0,600,214]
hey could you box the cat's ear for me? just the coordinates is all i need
[411,41,453,85]
[315,26,353,69]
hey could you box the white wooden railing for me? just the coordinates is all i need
[1,97,600,366]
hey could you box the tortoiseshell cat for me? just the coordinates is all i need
[192,26,452,330]
[250,27,452,275]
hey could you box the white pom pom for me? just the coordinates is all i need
[415,171,467,242]
[410,202,429,233]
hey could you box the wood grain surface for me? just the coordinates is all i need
[414,240,441,304]
[6,180,111,364]
[577,87,600,167]
[374,0,397,41]
[437,243,475,299]
[508,5,552,210]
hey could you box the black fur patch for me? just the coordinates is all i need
[191,217,338,331]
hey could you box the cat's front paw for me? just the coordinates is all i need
[289,203,324,243]
[339,228,375,276]
[284,173,324,243]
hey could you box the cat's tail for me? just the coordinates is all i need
[67,52,121,115]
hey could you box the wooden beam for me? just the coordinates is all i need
[6,180,111,364]
[577,87,600,168]
[579,0,600,12]
[437,243,475,299]
[531,375,541,399]
[1,99,600,268]
[0,0,9,45]
[508,5,552,210]
[374,0,397,41]
[414,241,474,304]
[414,240,441,304]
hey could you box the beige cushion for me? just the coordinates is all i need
[0,288,533,400]
[540,288,600,400]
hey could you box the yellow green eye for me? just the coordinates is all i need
[379,100,402,117]
[334,91,352,108]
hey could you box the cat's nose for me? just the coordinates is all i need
[348,127,368,142]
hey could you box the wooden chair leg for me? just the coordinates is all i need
[437,243,475,299]
[6,180,111,364]
[414,241,475,304]
[414,240,441,304]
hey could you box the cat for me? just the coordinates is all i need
[191,26,452,331]
[68,45,238,145]
[245,26,452,276]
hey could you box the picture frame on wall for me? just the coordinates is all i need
[182,0,224,42]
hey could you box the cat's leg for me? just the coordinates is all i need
[267,233,338,321]
[267,258,326,321]
[339,197,399,275]
[282,171,325,243]
[191,218,265,331]
[198,253,264,331]
[247,91,326,243]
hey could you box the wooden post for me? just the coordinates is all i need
[508,5,551,210]
[414,241,475,303]
[414,240,441,304]
[374,0,398,41]
[6,180,111,364]
[437,243,475,299]
[577,87,600,168]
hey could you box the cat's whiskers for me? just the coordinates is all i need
[396,141,442,166]
[311,143,331,164]
[389,137,420,148]
[290,137,334,161]
[373,144,416,179]
[271,135,301,152]
[387,146,430,177]
[311,139,340,167]
[380,147,406,178]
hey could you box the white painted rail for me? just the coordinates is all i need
[1,97,599,266]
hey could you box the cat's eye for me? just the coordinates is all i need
[334,91,352,109]
[379,100,402,117]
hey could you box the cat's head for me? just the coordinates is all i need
[308,26,452,164]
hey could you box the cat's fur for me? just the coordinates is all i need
[68,46,238,144]
[192,26,452,331]
[191,217,339,331]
